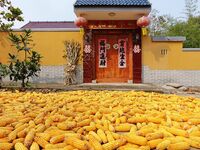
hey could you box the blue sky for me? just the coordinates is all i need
[12,0,200,28]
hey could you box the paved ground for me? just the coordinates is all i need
[1,82,200,98]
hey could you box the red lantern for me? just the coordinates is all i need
[74,17,88,27]
[137,16,150,27]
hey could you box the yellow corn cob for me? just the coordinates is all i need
[97,129,108,144]
[36,124,46,133]
[8,130,17,141]
[119,116,127,123]
[146,132,163,140]
[125,133,147,146]
[83,125,96,131]
[140,146,150,150]
[88,134,103,150]
[189,139,200,149]
[168,142,190,150]
[89,131,102,143]
[147,139,164,149]
[115,123,132,132]
[106,131,115,142]
[111,132,121,140]
[45,143,67,149]
[36,133,51,141]
[108,124,115,132]
[137,127,154,136]
[30,142,40,150]
[156,140,171,150]
[34,136,49,148]
[65,137,88,150]
[24,129,35,148]
[165,127,189,137]
[96,123,107,131]
[102,138,126,150]
[45,118,53,128]
[50,134,65,144]
[130,125,137,134]
[164,137,185,144]
[63,145,77,150]
[14,142,28,150]
[12,138,24,145]
[17,129,27,138]
[127,116,147,124]
[118,143,139,150]
[0,129,10,138]
[0,143,13,150]
[77,119,91,127]
[189,130,200,136]
[57,121,76,130]
[115,118,121,125]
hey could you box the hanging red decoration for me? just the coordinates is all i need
[74,17,88,27]
[137,16,150,27]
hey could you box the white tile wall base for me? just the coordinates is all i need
[143,66,200,86]
[3,65,83,84]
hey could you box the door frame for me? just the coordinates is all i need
[92,29,133,83]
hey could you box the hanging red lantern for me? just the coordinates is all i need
[74,17,88,27]
[137,16,150,27]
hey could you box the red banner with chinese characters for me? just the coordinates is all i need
[86,20,137,29]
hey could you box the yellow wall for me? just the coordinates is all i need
[1,31,200,70]
[0,31,83,65]
[142,36,200,70]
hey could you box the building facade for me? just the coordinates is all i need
[0,0,200,86]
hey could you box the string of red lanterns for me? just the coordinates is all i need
[74,17,88,28]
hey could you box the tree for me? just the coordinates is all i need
[167,16,200,48]
[0,63,9,87]
[148,9,177,36]
[8,30,42,88]
[0,0,23,31]
[184,0,199,19]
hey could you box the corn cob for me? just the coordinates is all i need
[57,121,76,130]
[168,142,190,150]
[34,136,49,148]
[45,143,67,149]
[136,127,154,136]
[156,140,171,150]
[125,133,147,146]
[89,131,102,143]
[127,116,147,124]
[165,127,189,137]
[88,134,103,150]
[36,132,51,141]
[36,124,46,133]
[115,123,131,132]
[140,146,150,150]
[106,131,115,142]
[77,119,91,127]
[118,143,139,150]
[147,139,164,149]
[30,142,40,150]
[50,134,65,144]
[12,138,24,145]
[65,136,88,150]
[24,129,35,148]
[146,132,163,140]
[97,129,108,144]
[14,142,28,150]
[102,138,126,150]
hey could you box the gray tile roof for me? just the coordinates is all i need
[74,0,151,7]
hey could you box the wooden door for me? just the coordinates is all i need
[95,34,131,83]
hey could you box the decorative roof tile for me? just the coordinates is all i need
[21,21,77,29]
[74,0,151,7]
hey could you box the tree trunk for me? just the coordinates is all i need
[21,79,25,88]
[0,76,2,88]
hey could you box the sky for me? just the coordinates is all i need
[11,0,200,29]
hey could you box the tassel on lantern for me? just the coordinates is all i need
[80,27,84,35]
[142,28,147,36]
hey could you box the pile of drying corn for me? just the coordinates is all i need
[0,90,200,150]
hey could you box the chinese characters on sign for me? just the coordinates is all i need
[133,45,141,53]
[99,39,107,68]
[118,39,127,68]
